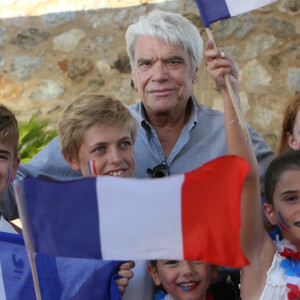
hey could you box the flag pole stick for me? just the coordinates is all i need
[13,181,42,300]
[205,27,250,143]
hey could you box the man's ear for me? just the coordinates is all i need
[286,132,298,150]
[263,203,277,226]
[63,152,80,171]
[147,264,162,286]
[192,66,199,84]
[132,71,138,91]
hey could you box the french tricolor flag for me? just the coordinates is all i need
[196,0,278,28]
[15,156,250,268]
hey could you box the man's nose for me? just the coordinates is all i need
[152,61,169,82]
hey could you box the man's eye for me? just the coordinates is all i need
[166,59,182,66]
[138,60,152,67]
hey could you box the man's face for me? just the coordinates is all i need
[132,35,198,117]
[65,125,135,178]
[0,139,19,201]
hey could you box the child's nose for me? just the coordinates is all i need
[109,147,122,164]
[181,261,194,275]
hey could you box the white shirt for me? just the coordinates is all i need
[123,260,154,300]
[0,215,17,234]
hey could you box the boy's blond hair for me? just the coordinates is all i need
[58,94,138,159]
[0,104,19,158]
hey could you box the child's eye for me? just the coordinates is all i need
[121,141,132,148]
[286,196,297,202]
[164,260,179,266]
[95,146,105,152]
[192,260,202,264]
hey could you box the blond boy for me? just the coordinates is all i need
[58,94,154,299]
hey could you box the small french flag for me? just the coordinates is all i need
[15,156,250,268]
[88,160,97,176]
[196,0,278,28]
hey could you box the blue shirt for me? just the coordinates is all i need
[131,97,274,182]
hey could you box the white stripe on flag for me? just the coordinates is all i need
[97,175,185,260]
[0,262,7,300]
[286,275,300,287]
[226,0,277,16]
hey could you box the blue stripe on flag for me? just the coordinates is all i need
[0,232,123,300]
[23,177,102,259]
[195,0,230,27]
[0,231,24,245]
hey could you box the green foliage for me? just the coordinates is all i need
[18,115,57,163]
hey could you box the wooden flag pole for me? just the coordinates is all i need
[13,181,42,300]
[205,28,250,143]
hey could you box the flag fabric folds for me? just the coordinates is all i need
[0,231,123,300]
[195,0,278,28]
[0,232,36,300]
[15,155,250,268]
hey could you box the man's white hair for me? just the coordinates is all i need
[126,10,203,71]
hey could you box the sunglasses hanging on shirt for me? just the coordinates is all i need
[147,161,169,178]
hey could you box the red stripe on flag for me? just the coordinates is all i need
[181,155,250,268]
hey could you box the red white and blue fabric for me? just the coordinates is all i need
[0,231,123,300]
[15,155,250,268]
[275,236,300,299]
[195,0,278,28]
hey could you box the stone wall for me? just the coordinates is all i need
[0,0,299,150]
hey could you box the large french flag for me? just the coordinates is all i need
[195,0,278,28]
[0,231,123,300]
[15,155,250,268]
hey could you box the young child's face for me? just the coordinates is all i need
[67,124,135,178]
[0,139,19,201]
[265,168,300,247]
[293,111,300,142]
[148,260,215,300]
[287,110,300,150]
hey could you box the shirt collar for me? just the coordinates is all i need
[137,96,198,130]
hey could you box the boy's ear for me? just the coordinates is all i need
[11,156,20,180]
[210,265,218,279]
[147,264,162,286]
[63,152,80,171]
[263,203,277,226]
[286,132,298,150]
